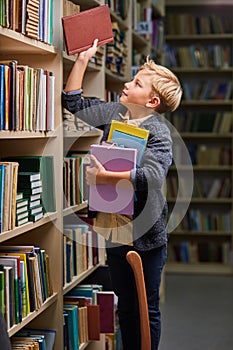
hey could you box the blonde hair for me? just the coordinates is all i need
[139,57,182,113]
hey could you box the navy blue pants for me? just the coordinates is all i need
[106,243,167,350]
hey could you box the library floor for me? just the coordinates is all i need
[159,273,233,350]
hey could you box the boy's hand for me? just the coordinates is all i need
[86,155,106,185]
[78,39,99,63]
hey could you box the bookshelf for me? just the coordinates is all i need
[0,0,166,349]
[0,1,64,349]
[164,0,233,275]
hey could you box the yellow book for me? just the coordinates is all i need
[107,120,149,141]
[107,120,150,165]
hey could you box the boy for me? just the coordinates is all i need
[62,39,182,350]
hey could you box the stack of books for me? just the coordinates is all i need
[17,172,44,223]
[15,193,29,227]
[89,121,149,215]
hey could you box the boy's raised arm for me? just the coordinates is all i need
[64,39,99,92]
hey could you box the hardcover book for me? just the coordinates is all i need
[108,121,149,165]
[89,144,137,215]
[62,5,114,55]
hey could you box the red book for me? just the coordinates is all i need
[62,5,114,55]
[97,291,115,334]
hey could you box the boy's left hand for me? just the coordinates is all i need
[78,39,98,63]
[86,155,106,185]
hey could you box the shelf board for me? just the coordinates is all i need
[166,33,233,41]
[64,129,103,138]
[169,230,232,237]
[76,0,100,10]
[167,197,232,204]
[169,165,232,171]
[0,27,57,55]
[181,100,233,107]
[105,68,127,85]
[132,30,149,49]
[8,293,58,337]
[166,0,233,6]
[152,0,165,17]
[0,212,58,243]
[0,130,57,139]
[63,202,88,217]
[80,342,91,350]
[170,67,233,74]
[110,10,128,31]
[172,132,233,139]
[63,264,102,295]
[166,262,233,275]
[63,52,102,73]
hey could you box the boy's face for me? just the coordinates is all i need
[120,71,155,107]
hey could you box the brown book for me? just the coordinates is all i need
[62,5,114,55]
[87,304,100,341]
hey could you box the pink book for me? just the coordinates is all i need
[89,144,137,215]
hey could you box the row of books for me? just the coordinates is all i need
[165,13,232,36]
[63,220,100,286]
[0,0,53,44]
[169,209,231,233]
[167,175,232,199]
[0,245,53,330]
[106,89,121,103]
[0,61,55,132]
[0,156,55,233]
[63,153,89,208]
[0,162,18,233]
[173,143,232,167]
[11,328,55,349]
[167,241,232,264]
[167,111,232,134]
[106,22,127,76]
[164,44,232,69]
[195,145,232,166]
[132,1,151,32]
[16,172,45,226]
[63,0,80,18]
[182,80,232,101]
[64,284,115,349]
[106,0,130,20]
[152,18,164,52]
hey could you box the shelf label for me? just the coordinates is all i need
[137,21,152,35]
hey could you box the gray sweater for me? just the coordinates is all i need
[62,91,173,251]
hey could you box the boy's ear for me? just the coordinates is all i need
[146,96,160,109]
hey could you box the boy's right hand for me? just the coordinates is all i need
[78,39,99,63]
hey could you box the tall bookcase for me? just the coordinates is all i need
[0,1,64,348]
[0,0,166,349]
[164,0,233,275]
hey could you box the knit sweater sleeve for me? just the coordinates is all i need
[62,90,126,129]
[131,116,172,192]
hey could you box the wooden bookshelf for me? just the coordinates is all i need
[0,1,64,348]
[164,0,233,275]
[0,0,166,348]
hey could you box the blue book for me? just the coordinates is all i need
[63,305,79,350]
[111,129,148,166]
[0,164,5,233]
[21,329,56,350]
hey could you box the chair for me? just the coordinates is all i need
[126,251,151,350]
